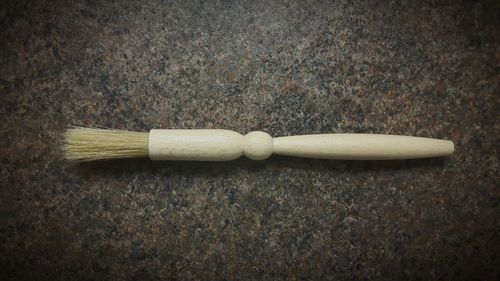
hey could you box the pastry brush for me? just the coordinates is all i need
[63,127,454,162]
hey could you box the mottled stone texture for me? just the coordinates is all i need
[1,0,499,280]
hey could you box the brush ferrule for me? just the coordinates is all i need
[148,129,245,161]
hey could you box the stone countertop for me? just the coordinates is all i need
[1,0,499,280]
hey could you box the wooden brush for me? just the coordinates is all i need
[64,127,454,162]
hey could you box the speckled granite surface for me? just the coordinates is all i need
[1,0,499,280]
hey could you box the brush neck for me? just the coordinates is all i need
[148,129,272,161]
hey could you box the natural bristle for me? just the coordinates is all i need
[64,127,149,162]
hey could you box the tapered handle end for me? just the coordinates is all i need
[273,134,455,160]
[442,140,455,156]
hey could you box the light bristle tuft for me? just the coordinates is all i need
[64,127,149,162]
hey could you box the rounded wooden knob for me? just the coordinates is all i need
[243,131,273,160]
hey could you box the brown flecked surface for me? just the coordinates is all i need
[1,0,499,280]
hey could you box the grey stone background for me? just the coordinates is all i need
[1,0,499,280]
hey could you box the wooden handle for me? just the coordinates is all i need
[149,130,454,161]
[272,134,454,160]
